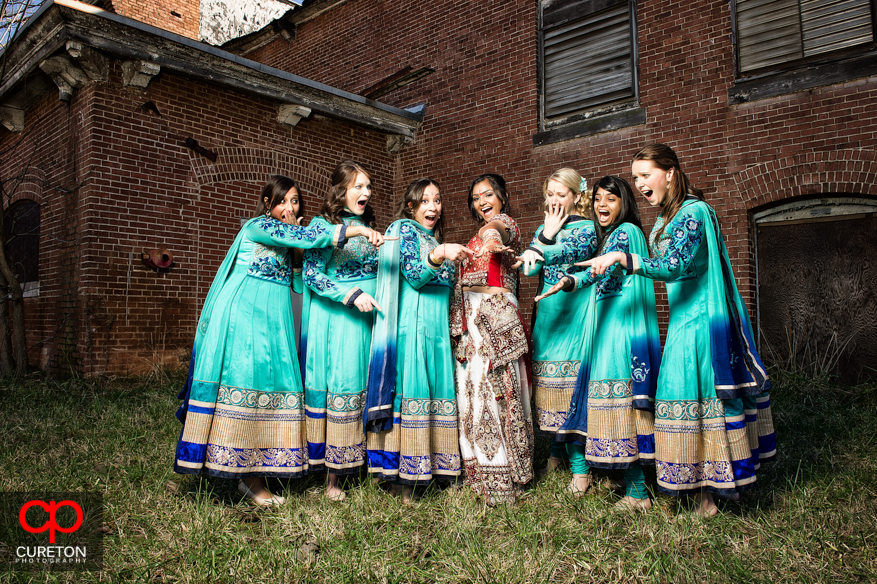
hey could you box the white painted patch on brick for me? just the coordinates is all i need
[200,0,296,45]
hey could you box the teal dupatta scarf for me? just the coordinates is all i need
[696,201,771,398]
[175,218,259,423]
[363,219,423,433]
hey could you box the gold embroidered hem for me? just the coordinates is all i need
[306,388,367,474]
[654,397,759,495]
[176,385,308,478]
[366,398,462,483]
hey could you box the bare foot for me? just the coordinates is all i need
[325,484,346,502]
[326,475,346,502]
[615,496,652,512]
[387,483,404,497]
[567,474,592,497]
[694,492,718,517]
[544,456,564,473]
[238,478,285,506]
[402,485,414,504]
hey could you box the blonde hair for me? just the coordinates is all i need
[542,168,589,216]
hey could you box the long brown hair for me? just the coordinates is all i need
[319,160,375,226]
[394,178,445,242]
[632,144,703,244]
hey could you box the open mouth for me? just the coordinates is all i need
[480,205,493,218]
[597,209,611,224]
[423,213,437,225]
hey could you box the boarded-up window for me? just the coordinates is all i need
[3,200,40,297]
[755,197,877,383]
[541,0,636,121]
[736,0,875,73]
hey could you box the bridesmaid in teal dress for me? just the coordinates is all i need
[514,168,596,476]
[365,178,472,502]
[580,145,776,517]
[302,161,385,502]
[174,175,380,506]
[536,176,661,508]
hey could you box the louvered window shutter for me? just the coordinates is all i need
[542,1,634,120]
[737,0,874,73]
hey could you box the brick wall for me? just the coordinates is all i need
[246,0,877,331]
[5,87,86,373]
[104,0,200,40]
[4,57,397,375]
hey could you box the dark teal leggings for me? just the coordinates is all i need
[565,443,648,499]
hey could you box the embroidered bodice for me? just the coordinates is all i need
[398,221,456,288]
[638,203,706,282]
[304,215,379,302]
[571,223,638,299]
[525,219,597,285]
[459,213,520,294]
[243,216,338,286]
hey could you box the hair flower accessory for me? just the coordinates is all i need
[579,177,588,193]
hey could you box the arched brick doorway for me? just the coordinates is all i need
[737,150,877,381]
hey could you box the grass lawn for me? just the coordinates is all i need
[1,368,875,583]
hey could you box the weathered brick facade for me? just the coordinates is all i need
[101,0,200,40]
[3,2,411,375]
[243,0,877,332]
[4,0,876,375]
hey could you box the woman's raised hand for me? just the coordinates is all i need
[541,204,569,242]
[512,249,541,271]
[534,275,573,302]
[353,292,382,313]
[575,251,626,276]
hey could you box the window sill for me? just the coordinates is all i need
[533,107,646,147]
[729,50,877,105]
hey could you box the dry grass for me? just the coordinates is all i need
[0,367,875,583]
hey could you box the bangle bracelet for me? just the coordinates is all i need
[482,228,502,245]
[427,249,442,268]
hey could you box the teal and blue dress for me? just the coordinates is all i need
[558,223,661,471]
[628,199,776,496]
[364,219,461,484]
[174,216,346,478]
[302,213,379,475]
[523,217,597,436]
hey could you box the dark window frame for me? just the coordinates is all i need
[4,199,40,296]
[534,0,644,146]
[730,0,877,104]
